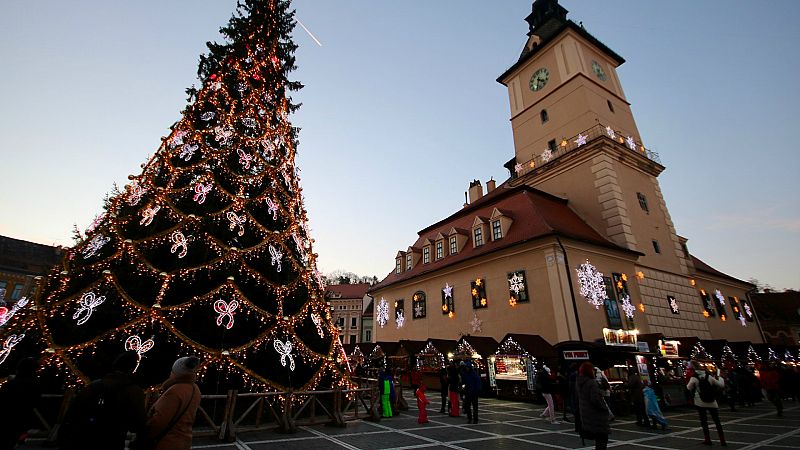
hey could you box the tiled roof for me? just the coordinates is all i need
[371,183,634,291]
[325,283,370,299]
[0,235,63,276]
[690,255,754,287]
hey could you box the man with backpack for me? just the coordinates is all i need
[686,361,726,446]
[58,352,146,450]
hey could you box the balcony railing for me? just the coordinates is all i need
[513,123,661,178]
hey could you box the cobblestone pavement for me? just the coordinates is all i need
[186,391,800,450]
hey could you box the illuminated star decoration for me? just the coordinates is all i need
[274,339,296,371]
[82,235,110,259]
[269,245,283,272]
[714,290,726,306]
[193,182,213,204]
[311,312,325,338]
[377,298,389,328]
[0,297,29,327]
[576,260,606,309]
[514,163,525,174]
[0,333,25,366]
[541,147,553,162]
[226,211,246,236]
[443,283,453,299]
[626,136,637,151]
[508,273,525,294]
[72,291,106,326]
[170,231,191,258]
[470,313,482,333]
[214,299,239,330]
[620,294,636,319]
[140,205,160,226]
[605,126,616,139]
[124,335,155,373]
[669,297,679,314]
[575,133,587,147]
[395,310,405,329]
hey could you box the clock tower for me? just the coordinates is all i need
[498,0,692,278]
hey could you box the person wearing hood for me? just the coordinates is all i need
[686,362,726,446]
[141,356,202,450]
[576,362,610,450]
[461,361,481,424]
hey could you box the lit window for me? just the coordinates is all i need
[436,242,443,259]
[474,227,484,246]
[449,236,458,255]
[423,246,430,264]
[492,220,503,240]
[637,192,649,213]
[413,291,427,319]
[406,254,412,270]
[395,258,402,274]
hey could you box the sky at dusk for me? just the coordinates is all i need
[0,1,798,290]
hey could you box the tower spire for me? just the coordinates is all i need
[525,0,569,40]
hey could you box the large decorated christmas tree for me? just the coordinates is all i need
[0,0,352,393]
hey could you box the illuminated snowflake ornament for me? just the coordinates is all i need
[395,310,405,329]
[669,296,679,314]
[443,283,453,299]
[541,147,553,162]
[377,298,389,328]
[82,235,110,259]
[470,313,483,333]
[214,299,239,330]
[414,302,424,318]
[514,163,525,174]
[714,290,726,306]
[508,273,525,294]
[575,133,587,147]
[605,126,616,139]
[620,294,635,319]
[626,136,637,151]
[72,291,106,326]
[0,333,25,366]
[576,260,606,309]
[274,339,295,371]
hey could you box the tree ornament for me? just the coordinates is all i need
[226,211,246,236]
[269,245,283,272]
[126,181,147,206]
[214,299,239,330]
[200,111,216,121]
[626,136,637,151]
[0,333,25,366]
[620,293,635,319]
[214,126,234,145]
[72,291,106,326]
[82,234,110,259]
[170,231,190,258]
[508,273,525,294]
[168,130,188,148]
[193,182,213,204]
[377,298,389,328]
[124,335,154,373]
[265,198,279,220]
[140,205,160,226]
[576,260,606,309]
[179,143,198,161]
[470,313,482,333]
[605,126,616,139]
[311,312,325,338]
[274,338,295,371]
[575,133,587,147]
[541,147,553,162]
[395,310,405,329]
[237,148,253,169]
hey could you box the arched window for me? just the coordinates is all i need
[540,109,549,123]
[412,291,426,319]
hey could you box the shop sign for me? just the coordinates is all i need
[563,350,590,360]
[659,340,681,358]
[635,354,652,385]
[526,357,536,391]
[603,328,638,347]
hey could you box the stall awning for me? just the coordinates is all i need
[456,336,499,359]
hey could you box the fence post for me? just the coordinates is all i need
[367,381,381,422]
[332,387,345,427]
[46,389,75,445]
[219,389,237,442]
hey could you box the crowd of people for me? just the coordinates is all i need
[0,353,202,450]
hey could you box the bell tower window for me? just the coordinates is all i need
[540,109,549,123]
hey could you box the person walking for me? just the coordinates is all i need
[722,368,738,412]
[141,356,202,450]
[627,369,649,428]
[576,362,610,450]
[379,369,394,418]
[643,385,668,430]
[538,365,559,424]
[760,363,783,417]
[462,362,481,424]
[416,383,429,424]
[438,365,449,413]
[58,352,146,450]
[447,361,460,417]
[687,362,726,446]
[0,358,41,450]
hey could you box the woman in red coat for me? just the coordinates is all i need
[416,384,430,424]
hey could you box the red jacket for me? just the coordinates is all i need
[760,369,780,391]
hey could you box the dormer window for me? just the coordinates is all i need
[395,258,402,274]
[474,227,484,246]
[406,254,413,270]
[436,241,443,260]
[492,220,503,240]
[449,236,458,255]
[423,246,430,264]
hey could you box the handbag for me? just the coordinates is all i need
[131,385,198,450]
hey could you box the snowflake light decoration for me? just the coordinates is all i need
[575,133,587,147]
[274,339,296,371]
[605,126,616,139]
[443,283,453,299]
[626,136,637,151]
[377,298,389,328]
[620,294,635,319]
[514,163,524,174]
[541,147,553,162]
[669,296,679,314]
[414,302,425,318]
[576,260,606,309]
[82,235,110,259]
[508,273,525,294]
[470,313,482,333]
[714,290,726,306]
[395,310,405,329]
[72,291,106,326]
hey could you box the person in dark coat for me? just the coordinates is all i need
[59,352,146,450]
[447,361,460,417]
[438,366,449,413]
[537,365,559,424]
[462,362,481,424]
[627,369,649,427]
[0,358,41,450]
[576,362,610,450]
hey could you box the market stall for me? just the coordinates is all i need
[728,341,760,368]
[452,336,498,395]
[652,337,690,406]
[491,334,557,400]
[395,340,427,387]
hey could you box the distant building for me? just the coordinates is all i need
[0,235,63,306]
[362,298,374,343]
[750,291,800,345]
[370,0,762,346]
[324,283,371,344]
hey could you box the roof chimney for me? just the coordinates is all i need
[486,178,496,193]
[468,179,483,204]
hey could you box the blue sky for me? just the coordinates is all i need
[0,1,797,289]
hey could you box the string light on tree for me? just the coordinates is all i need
[576,260,605,309]
[82,235,110,259]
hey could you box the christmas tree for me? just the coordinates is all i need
[0,0,352,393]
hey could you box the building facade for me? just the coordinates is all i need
[0,235,63,310]
[749,291,800,346]
[324,283,371,344]
[371,0,762,346]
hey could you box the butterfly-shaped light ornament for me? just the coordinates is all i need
[72,291,107,326]
[124,335,155,373]
[214,299,239,330]
[274,338,295,371]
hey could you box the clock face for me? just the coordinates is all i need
[529,68,549,92]
[592,61,607,81]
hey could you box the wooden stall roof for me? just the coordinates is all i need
[374,341,400,357]
[674,337,701,358]
[457,336,499,359]
[397,339,428,357]
[502,334,558,360]
[426,338,457,356]
[700,339,729,360]
[727,341,756,361]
